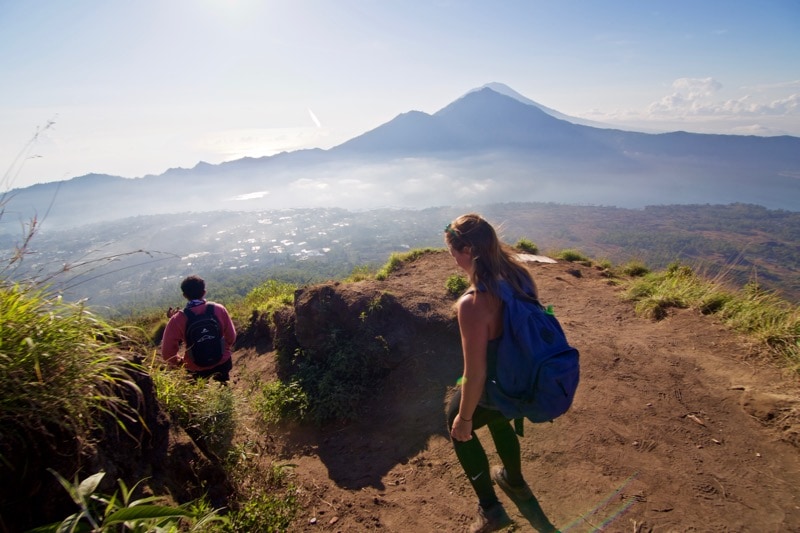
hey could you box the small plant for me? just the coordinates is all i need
[556,249,590,263]
[243,279,296,316]
[596,258,613,270]
[345,264,376,282]
[28,470,225,532]
[223,463,298,532]
[446,274,470,297]
[621,260,650,277]
[254,379,310,425]
[515,238,539,255]
[150,366,237,458]
[375,248,436,280]
[367,293,386,314]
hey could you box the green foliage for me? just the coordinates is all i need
[625,264,800,371]
[515,238,539,254]
[225,490,297,533]
[254,380,310,425]
[556,249,591,263]
[375,248,436,280]
[269,330,389,425]
[300,337,388,424]
[446,274,470,297]
[28,470,225,532]
[222,462,298,533]
[150,367,237,458]
[243,279,296,315]
[0,284,143,466]
[620,260,650,277]
[344,264,377,282]
[596,258,614,270]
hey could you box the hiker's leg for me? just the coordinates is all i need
[191,359,232,383]
[446,391,504,507]
[211,358,232,383]
[487,418,525,486]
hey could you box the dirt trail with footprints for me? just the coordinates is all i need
[231,251,800,532]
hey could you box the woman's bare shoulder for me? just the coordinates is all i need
[456,289,498,316]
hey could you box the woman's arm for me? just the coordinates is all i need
[450,292,491,442]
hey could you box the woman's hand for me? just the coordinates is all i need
[450,413,473,442]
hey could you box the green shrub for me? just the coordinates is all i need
[446,274,470,297]
[0,285,143,467]
[375,248,436,280]
[597,258,613,270]
[150,368,237,458]
[268,329,389,425]
[556,249,590,263]
[223,463,298,532]
[243,279,296,316]
[621,260,650,277]
[515,238,539,254]
[345,264,376,282]
[254,380,309,425]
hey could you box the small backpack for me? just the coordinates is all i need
[486,281,580,434]
[183,303,225,367]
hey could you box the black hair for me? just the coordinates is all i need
[180,275,206,300]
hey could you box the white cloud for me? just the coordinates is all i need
[646,77,800,119]
[582,77,800,136]
[647,77,723,115]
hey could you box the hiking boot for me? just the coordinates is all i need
[492,466,534,502]
[469,502,513,533]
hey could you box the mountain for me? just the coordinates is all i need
[475,82,617,129]
[2,85,799,233]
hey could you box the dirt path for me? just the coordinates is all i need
[231,253,800,532]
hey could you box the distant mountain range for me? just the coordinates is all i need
[3,83,799,233]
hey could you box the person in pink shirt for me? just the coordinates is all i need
[162,275,236,382]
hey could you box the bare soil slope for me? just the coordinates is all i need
[232,251,800,532]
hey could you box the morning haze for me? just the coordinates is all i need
[2,85,798,310]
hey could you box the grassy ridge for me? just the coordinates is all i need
[1,248,797,530]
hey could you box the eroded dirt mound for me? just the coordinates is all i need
[233,250,800,532]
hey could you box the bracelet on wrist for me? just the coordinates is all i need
[460,414,472,422]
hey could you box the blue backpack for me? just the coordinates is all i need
[486,281,580,435]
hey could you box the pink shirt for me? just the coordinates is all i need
[161,301,236,371]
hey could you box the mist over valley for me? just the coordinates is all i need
[2,85,798,311]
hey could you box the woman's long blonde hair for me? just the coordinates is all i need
[445,213,538,300]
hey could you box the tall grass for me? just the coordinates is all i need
[375,248,437,280]
[625,263,800,371]
[0,283,143,466]
[149,365,237,459]
[242,279,296,315]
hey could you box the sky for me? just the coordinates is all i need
[1,0,798,190]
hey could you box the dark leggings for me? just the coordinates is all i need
[189,358,232,383]
[447,389,525,508]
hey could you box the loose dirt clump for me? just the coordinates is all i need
[231,250,800,532]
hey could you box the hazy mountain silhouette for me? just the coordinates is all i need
[3,84,798,232]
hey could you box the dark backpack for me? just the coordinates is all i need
[486,281,580,433]
[183,303,225,367]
